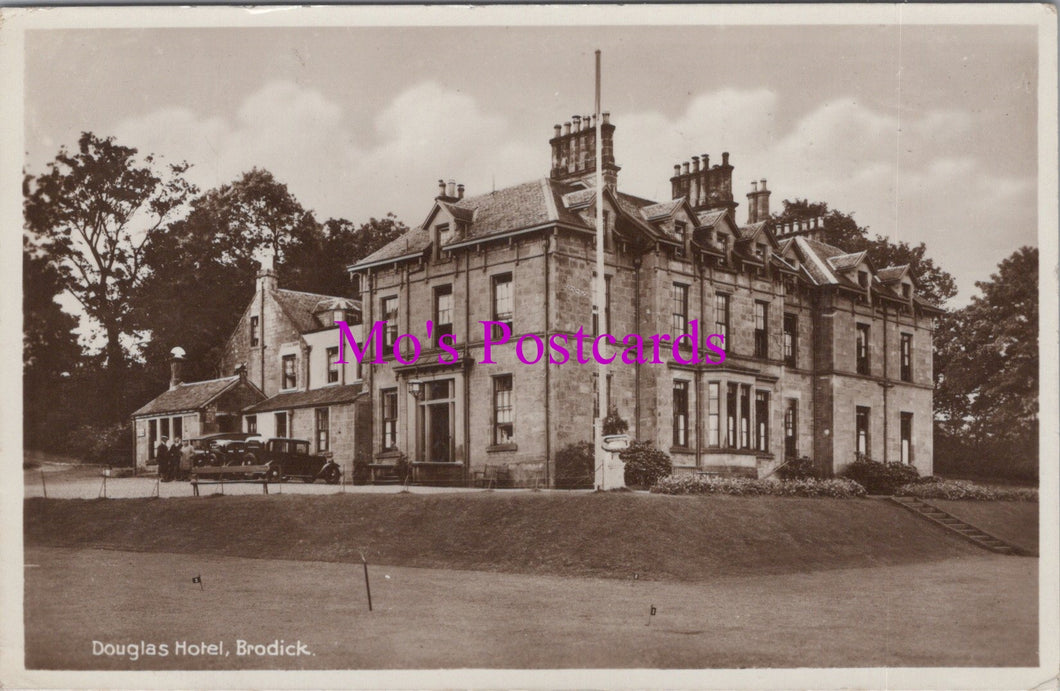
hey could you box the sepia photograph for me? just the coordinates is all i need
[2,4,1057,688]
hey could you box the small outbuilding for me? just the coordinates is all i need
[130,357,265,470]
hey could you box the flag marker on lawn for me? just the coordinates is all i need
[40,469,47,498]
[192,574,203,591]
[359,552,373,612]
[647,604,656,626]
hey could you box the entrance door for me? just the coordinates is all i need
[420,379,454,463]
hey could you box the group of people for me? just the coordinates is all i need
[154,436,195,482]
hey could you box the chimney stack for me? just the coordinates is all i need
[457,184,464,200]
[169,347,186,390]
[548,111,620,191]
[670,151,737,213]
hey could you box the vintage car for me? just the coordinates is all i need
[188,433,259,468]
[259,438,341,484]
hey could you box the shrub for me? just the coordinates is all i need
[651,475,866,499]
[602,406,629,436]
[619,441,672,488]
[776,455,820,480]
[555,441,595,489]
[393,452,412,485]
[842,457,919,495]
[63,421,134,465]
[897,479,1038,502]
[352,456,371,485]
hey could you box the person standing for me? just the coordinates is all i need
[178,439,194,481]
[155,436,170,481]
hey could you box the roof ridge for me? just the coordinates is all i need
[276,287,347,301]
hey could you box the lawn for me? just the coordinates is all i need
[23,546,1037,669]
[24,492,989,580]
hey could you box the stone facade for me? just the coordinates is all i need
[347,114,940,487]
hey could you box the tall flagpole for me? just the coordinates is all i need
[594,49,607,489]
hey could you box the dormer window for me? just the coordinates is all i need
[858,270,869,288]
[437,223,451,247]
[674,221,687,258]
[718,233,729,252]
[902,283,911,299]
[755,242,766,259]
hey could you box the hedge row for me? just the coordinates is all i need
[651,475,866,498]
[897,479,1038,502]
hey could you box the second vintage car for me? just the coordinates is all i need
[258,437,342,484]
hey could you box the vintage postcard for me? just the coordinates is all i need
[2,4,1057,689]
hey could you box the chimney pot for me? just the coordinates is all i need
[760,178,767,190]
[572,115,581,131]
[750,180,758,192]
[682,162,690,175]
[703,154,710,168]
[564,121,571,135]
[692,155,700,172]
[602,112,611,125]
[673,164,681,176]
[438,179,446,195]
[722,152,730,166]
[554,124,562,137]
[447,179,456,197]
[457,183,464,199]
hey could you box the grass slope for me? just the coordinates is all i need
[25,492,985,581]
[930,499,1039,554]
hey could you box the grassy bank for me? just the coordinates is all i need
[24,492,987,581]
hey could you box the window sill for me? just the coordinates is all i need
[669,446,694,455]
[376,450,402,460]
[487,443,518,453]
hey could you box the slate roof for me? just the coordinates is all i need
[827,251,868,272]
[274,289,358,334]
[132,376,242,417]
[877,265,910,283]
[243,384,365,413]
[695,209,728,227]
[353,179,595,269]
[736,220,768,241]
[640,199,683,221]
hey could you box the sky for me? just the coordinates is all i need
[25,22,1039,309]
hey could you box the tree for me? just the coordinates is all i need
[23,234,83,450]
[935,247,1038,449]
[24,132,196,381]
[132,169,317,383]
[133,169,409,383]
[772,199,958,305]
[297,215,408,297]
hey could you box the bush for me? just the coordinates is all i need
[777,455,820,480]
[619,441,672,488]
[897,479,1038,502]
[555,441,595,489]
[352,456,371,485]
[842,457,919,495]
[651,475,866,499]
[63,421,133,465]
[393,452,412,485]
[602,406,629,436]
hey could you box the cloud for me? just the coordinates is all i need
[113,80,541,225]
[111,81,1033,305]
[616,92,1035,303]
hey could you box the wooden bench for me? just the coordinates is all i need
[190,465,272,496]
[472,464,510,489]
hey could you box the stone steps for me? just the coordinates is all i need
[890,495,1028,556]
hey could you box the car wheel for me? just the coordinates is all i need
[242,453,257,467]
[265,465,281,482]
[323,466,340,485]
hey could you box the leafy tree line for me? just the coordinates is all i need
[24,132,406,458]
